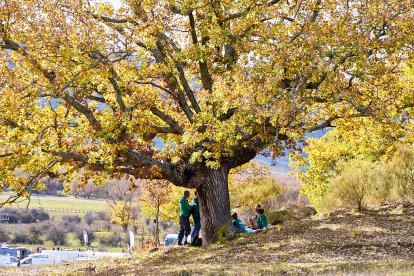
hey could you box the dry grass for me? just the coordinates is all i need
[3,201,414,275]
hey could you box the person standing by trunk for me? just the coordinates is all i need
[190,191,201,245]
[178,190,192,245]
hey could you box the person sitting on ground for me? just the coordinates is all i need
[256,208,268,229]
[232,213,257,233]
[248,205,262,229]
[232,212,247,233]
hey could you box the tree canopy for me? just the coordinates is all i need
[1,0,413,243]
[1,0,412,193]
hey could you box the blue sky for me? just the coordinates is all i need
[108,0,122,9]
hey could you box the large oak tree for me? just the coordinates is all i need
[0,0,413,243]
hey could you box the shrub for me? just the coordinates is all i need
[38,222,51,232]
[267,205,317,225]
[98,232,122,247]
[28,225,43,244]
[12,232,31,244]
[61,220,80,233]
[62,215,81,224]
[389,145,414,198]
[61,215,81,232]
[47,226,66,245]
[29,209,50,222]
[229,163,281,213]
[102,221,111,231]
[84,212,95,226]
[0,208,49,224]
[6,214,19,224]
[296,205,317,218]
[267,209,294,225]
[328,159,376,212]
[0,226,10,242]
[370,163,396,203]
[95,211,109,221]
[19,213,35,223]
[0,208,19,224]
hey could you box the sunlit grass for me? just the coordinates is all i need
[0,192,110,212]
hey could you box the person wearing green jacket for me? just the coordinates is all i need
[232,213,247,233]
[232,213,257,233]
[190,191,201,245]
[178,190,192,245]
[256,208,268,229]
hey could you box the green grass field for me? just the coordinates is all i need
[0,192,110,212]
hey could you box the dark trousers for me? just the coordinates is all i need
[191,224,201,245]
[191,224,200,240]
[178,216,191,245]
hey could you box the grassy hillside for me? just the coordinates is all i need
[3,201,414,275]
[0,193,110,212]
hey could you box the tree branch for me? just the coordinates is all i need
[87,95,106,103]
[307,113,370,133]
[188,11,213,93]
[152,36,195,122]
[1,39,56,82]
[63,94,102,131]
[175,62,201,113]
[108,67,127,112]
[134,81,176,96]
[92,14,136,24]
[218,108,237,122]
[150,106,183,134]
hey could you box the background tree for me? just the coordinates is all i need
[292,119,414,212]
[229,162,281,213]
[0,0,413,243]
[104,179,140,232]
[68,181,100,199]
[388,144,414,199]
[140,180,172,246]
[291,117,410,208]
[33,177,64,196]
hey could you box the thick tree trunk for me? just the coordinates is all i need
[196,165,232,245]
